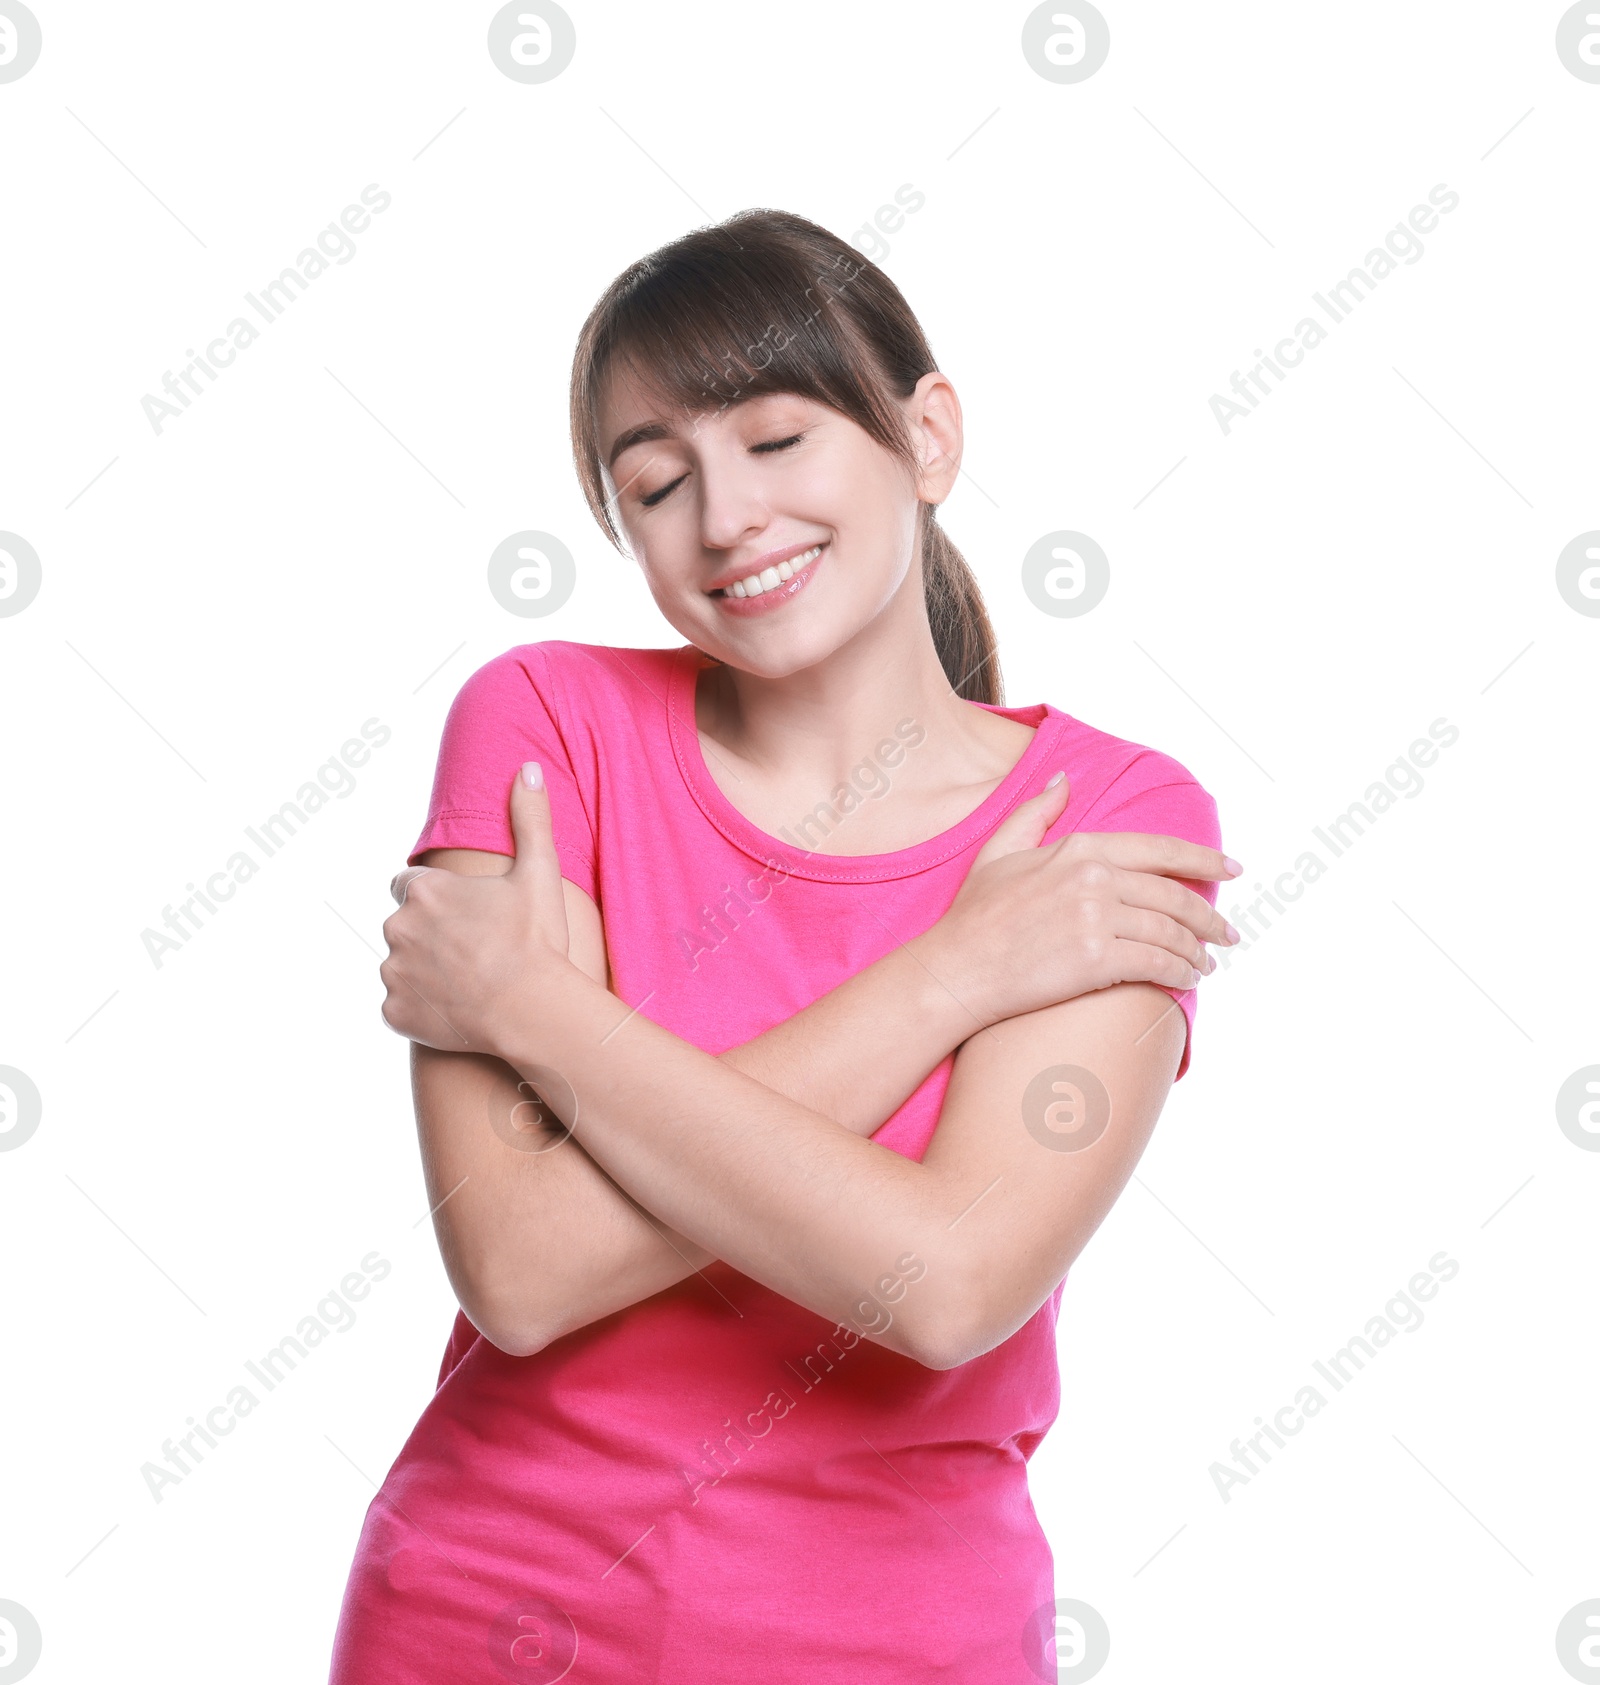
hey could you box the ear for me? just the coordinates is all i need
[906,370,963,506]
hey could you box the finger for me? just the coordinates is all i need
[390,866,431,906]
[1107,937,1206,992]
[1111,903,1215,971]
[1106,867,1239,945]
[971,771,1071,867]
[1076,831,1241,885]
[505,761,567,905]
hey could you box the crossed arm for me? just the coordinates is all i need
[409,852,1189,1370]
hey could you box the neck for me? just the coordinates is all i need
[693,579,1027,844]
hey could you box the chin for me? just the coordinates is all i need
[716,616,861,679]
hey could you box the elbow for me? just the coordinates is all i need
[843,1248,965,1371]
[489,1327,546,1361]
[893,1268,991,1374]
[917,1285,1079,1372]
[468,1294,548,1360]
[906,1314,989,1373]
[448,1257,548,1360]
[456,1285,523,1357]
[906,1333,969,1374]
[895,1255,1029,1372]
[434,1214,563,1359]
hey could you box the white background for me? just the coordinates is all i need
[1,3,1596,1680]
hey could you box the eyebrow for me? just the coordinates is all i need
[606,419,676,470]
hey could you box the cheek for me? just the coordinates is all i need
[792,448,906,554]
[636,549,698,612]
[803,444,880,507]
[825,457,920,575]
[615,515,647,568]
[623,509,693,584]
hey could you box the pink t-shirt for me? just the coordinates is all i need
[329,640,1222,1684]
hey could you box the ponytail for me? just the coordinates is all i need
[921,504,1001,704]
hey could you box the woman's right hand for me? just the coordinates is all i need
[917,774,1241,1031]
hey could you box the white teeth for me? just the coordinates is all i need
[721,544,822,598]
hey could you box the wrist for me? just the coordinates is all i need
[903,917,998,1042]
[485,949,595,1069]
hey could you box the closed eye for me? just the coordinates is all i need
[638,433,807,509]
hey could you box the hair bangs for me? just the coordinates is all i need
[597,240,909,461]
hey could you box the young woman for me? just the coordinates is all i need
[329,209,1239,1684]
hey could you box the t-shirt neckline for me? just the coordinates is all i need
[666,643,1067,884]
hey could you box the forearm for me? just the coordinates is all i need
[417,1044,719,1355]
[716,921,986,1133]
[483,920,986,1352]
[494,959,978,1366]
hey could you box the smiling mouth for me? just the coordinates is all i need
[708,543,826,598]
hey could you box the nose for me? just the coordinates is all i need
[694,439,770,555]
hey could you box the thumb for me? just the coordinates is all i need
[506,761,567,905]
[972,770,1070,866]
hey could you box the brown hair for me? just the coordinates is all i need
[567,208,1003,704]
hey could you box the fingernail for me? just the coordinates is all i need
[1202,951,1217,973]
[1223,856,1243,876]
[1045,770,1064,789]
[522,761,543,790]
[1223,921,1240,943]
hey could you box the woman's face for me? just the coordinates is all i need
[597,364,960,677]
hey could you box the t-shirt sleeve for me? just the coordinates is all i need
[407,643,599,901]
[1069,762,1223,1083]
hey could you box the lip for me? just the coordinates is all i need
[706,541,827,618]
[704,540,827,595]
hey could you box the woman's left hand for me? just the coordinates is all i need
[379,762,573,1056]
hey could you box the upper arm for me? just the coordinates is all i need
[1050,762,1224,1082]
[416,846,609,988]
[919,979,1188,1367]
[409,645,606,990]
[409,643,600,899]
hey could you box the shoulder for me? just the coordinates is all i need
[1040,704,1220,842]
[412,641,663,875]
[448,639,682,721]
[452,637,673,694]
